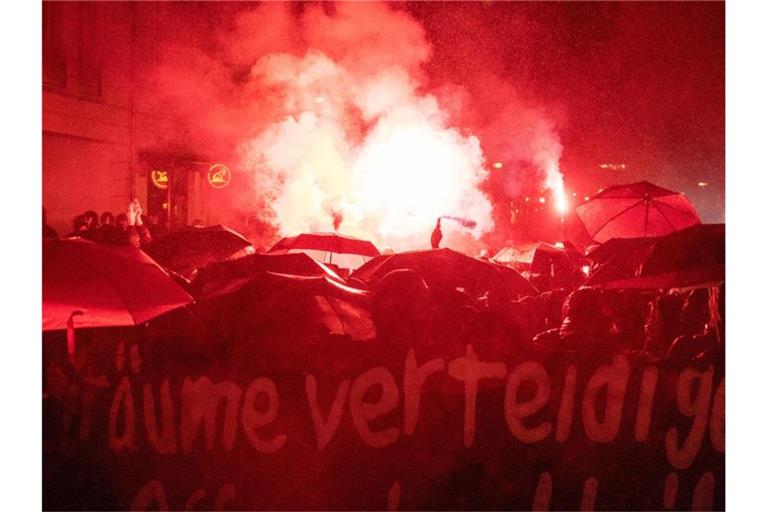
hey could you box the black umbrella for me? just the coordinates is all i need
[352,248,537,298]
[142,225,253,278]
[586,224,724,289]
[190,251,345,301]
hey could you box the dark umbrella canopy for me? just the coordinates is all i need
[43,238,193,330]
[143,225,253,278]
[269,232,380,257]
[576,181,701,243]
[585,237,657,264]
[352,248,537,298]
[586,224,724,289]
[494,242,579,273]
[200,270,374,345]
[190,252,344,301]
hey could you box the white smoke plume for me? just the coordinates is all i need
[148,2,566,250]
[233,4,493,251]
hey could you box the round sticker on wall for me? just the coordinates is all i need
[207,164,231,189]
[150,170,169,190]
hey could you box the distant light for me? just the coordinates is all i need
[598,188,604,193]
[698,181,709,187]
[581,265,591,277]
[492,162,503,169]
[571,191,577,197]
[554,241,565,249]
[584,196,590,201]
[524,197,530,202]
[538,197,546,204]
[598,163,626,170]
[315,96,324,103]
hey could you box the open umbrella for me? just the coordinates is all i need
[585,237,657,265]
[576,181,701,243]
[586,224,724,289]
[352,248,537,298]
[493,243,578,272]
[268,232,380,269]
[190,252,344,301]
[142,225,254,278]
[43,238,193,331]
[201,270,375,344]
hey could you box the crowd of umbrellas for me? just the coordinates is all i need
[42,181,723,364]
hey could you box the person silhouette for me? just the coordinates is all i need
[430,218,442,249]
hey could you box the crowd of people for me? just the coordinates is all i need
[43,199,163,248]
[42,201,724,374]
[524,285,723,368]
[363,229,724,373]
[369,264,724,375]
[42,203,725,509]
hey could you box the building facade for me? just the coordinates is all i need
[43,2,214,236]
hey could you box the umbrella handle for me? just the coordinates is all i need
[66,311,83,364]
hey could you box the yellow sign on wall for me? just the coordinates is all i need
[150,169,169,190]
[207,163,231,189]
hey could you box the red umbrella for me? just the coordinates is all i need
[269,232,379,257]
[43,238,193,331]
[268,232,381,271]
[576,181,701,243]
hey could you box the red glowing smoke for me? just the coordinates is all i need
[145,2,566,251]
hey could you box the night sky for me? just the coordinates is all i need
[409,1,724,222]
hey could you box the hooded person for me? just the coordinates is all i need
[95,211,117,243]
[66,214,88,238]
[430,218,443,249]
[557,286,614,364]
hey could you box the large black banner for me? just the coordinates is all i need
[43,334,724,510]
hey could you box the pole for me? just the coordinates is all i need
[66,311,83,364]
[166,170,172,229]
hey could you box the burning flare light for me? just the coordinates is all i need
[240,56,494,251]
[545,164,569,217]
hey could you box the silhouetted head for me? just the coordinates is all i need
[115,213,129,229]
[372,268,433,345]
[73,214,87,232]
[561,286,610,334]
[680,288,709,335]
[83,210,99,228]
[100,211,114,226]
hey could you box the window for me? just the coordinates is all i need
[42,1,67,89]
[77,2,101,98]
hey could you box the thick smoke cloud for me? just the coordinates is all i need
[148,2,565,251]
